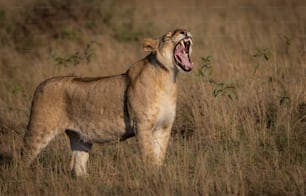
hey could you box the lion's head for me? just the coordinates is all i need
[143,29,193,72]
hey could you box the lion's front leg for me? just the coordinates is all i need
[136,122,172,166]
[152,124,172,165]
[136,122,156,164]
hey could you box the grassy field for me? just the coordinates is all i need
[0,0,305,195]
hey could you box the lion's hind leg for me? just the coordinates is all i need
[66,130,92,177]
[21,124,60,165]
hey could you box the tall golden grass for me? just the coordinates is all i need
[0,0,305,195]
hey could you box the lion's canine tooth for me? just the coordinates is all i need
[180,40,185,47]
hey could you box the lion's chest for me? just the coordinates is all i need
[155,92,176,127]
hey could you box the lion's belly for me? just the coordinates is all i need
[64,75,130,143]
[67,112,128,143]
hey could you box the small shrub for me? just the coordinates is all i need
[198,56,238,100]
[49,41,100,67]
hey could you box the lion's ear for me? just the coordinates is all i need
[143,38,158,52]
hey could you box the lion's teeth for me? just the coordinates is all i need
[180,40,185,47]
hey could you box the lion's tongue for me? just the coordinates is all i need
[175,45,192,69]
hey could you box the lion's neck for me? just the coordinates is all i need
[147,53,178,83]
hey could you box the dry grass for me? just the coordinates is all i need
[0,0,305,195]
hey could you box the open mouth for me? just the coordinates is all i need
[174,37,193,72]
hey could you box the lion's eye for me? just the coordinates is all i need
[180,31,186,36]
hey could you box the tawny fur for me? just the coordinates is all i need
[21,29,192,176]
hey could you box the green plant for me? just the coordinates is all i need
[50,51,82,67]
[278,93,291,106]
[84,41,101,63]
[197,56,214,83]
[9,83,23,95]
[252,47,272,74]
[213,81,238,100]
[198,56,238,100]
[284,35,293,54]
[49,41,100,67]
[284,35,293,47]
[253,47,272,61]
[58,27,81,41]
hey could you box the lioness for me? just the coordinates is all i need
[21,29,193,176]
